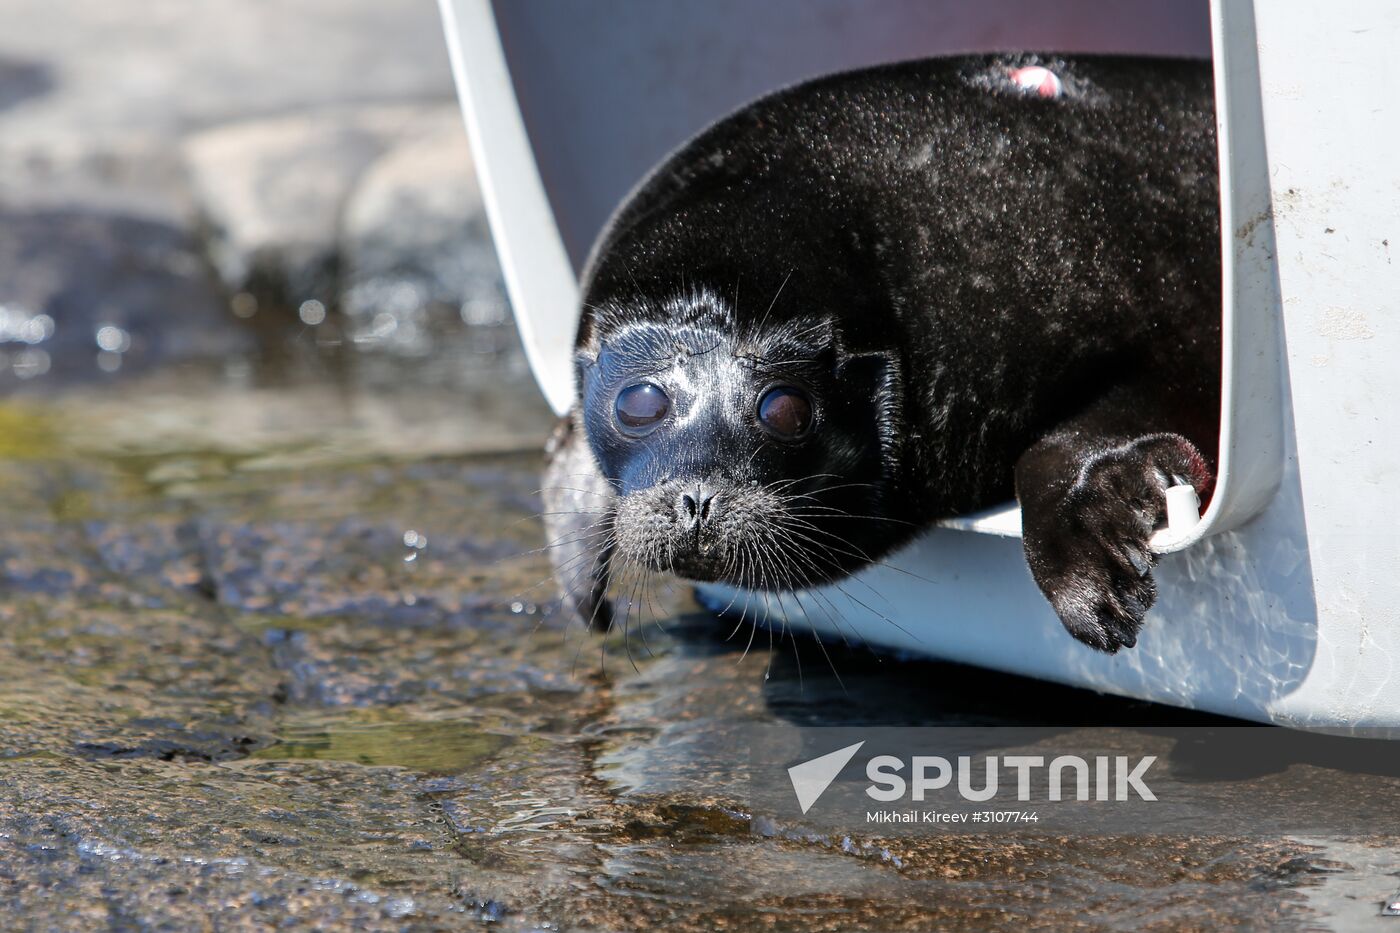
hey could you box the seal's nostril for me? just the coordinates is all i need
[677,487,718,527]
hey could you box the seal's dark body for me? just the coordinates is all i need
[583,56,1219,516]
[552,56,1221,652]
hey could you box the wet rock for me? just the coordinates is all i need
[199,516,521,619]
[71,719,270,764]
[0,135,194,223]
[34,374,553,464]
[0,130,244,393]
[0,594,281,761]
[0,0,453,145]
[84,519,210,597]
[0,54,52,115]
[339,107,513,358]
[0,758,478,929]
[180,101,541,414]
[0,404,1389,930]
[0,206,251,389]
[0,520,96,596]
[0,0,548,410]
[183,105,449,306]
[0,0,473,397]
[0,457,209,605]
[188,456,547,620]
[259,608,584,711]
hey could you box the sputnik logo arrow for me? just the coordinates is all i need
[788,741,865,814]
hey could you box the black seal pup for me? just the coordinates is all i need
[543,55,1220,653]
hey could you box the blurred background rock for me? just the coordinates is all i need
[0,0,553,457]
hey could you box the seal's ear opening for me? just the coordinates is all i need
[836,350,904,480]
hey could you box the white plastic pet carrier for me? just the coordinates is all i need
[439,0,1400,728]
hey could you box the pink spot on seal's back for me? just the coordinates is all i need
[1010,66,1063,99]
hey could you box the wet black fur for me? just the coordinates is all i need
[548,55,1221,653]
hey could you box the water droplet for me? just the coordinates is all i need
[95,324,130,353]
[19,314,54,345]
[96,350,122,373]
[230,291,258,318]
[370,312,397,338]
[298,299,327,326]
[460,295,507,327]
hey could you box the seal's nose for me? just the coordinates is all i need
[678,486,717,528]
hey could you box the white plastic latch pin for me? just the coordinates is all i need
[1149,484,1202,553]
[1164,484,1202,536]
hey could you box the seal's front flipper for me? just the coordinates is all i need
[542,416,616,631]
[1015,393,1213,652]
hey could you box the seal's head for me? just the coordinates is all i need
[575,288,905,589]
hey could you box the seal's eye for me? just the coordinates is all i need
[758,386,813,439]
[615,382,670,435]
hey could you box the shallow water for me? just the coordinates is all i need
[0,328,1395,932]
